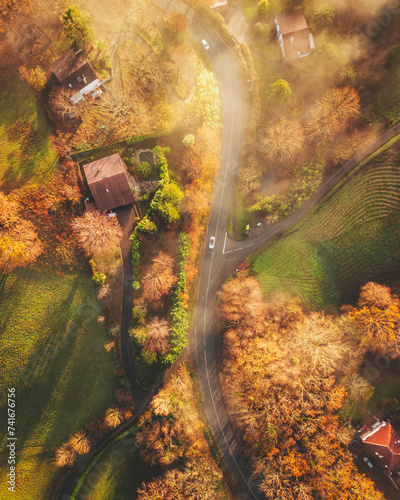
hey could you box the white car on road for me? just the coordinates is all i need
[209,236,215,250]
[202,39,210,50]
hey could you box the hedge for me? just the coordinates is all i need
[162,232,190,364]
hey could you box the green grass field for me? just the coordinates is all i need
[0,77,57,191]
[250,142,400,310]
[72,427,160,500]
[0,268,117,500]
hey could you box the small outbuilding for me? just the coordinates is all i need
[50,49,106,103]
[275,10,315,60]
[82,154,135,212]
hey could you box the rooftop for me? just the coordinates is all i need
[362,421,400,473]
[275,9,309,34]
[50,50,87,83]
[83,154,135,212]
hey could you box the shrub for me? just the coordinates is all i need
[141,348,157,365]
[257,0,269,16]
[136,161,152,180]
[162,232,190,364]
[182,134,195,147]
[131,233,140,284]
[130,325,149,346]
[92,271,106,285]
[132,302,147,324]
[119,376,131,389]
[137,218,158,235]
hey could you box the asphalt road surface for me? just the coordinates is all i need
[154,0,267,497]
[155,2,400,499]
[59,1,400,497]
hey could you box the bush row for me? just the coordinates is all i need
[130,233,140,290]
[129,146,172,288]
[162,232,190,365]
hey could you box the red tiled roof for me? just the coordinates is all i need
[275,9,309,35]
[281,30,313,59]
[363,422,400,473]
[51,50,86,82]
[50,50,97,91]
[83,154,134,212]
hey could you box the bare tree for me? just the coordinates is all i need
[54,443,76,467]
[305,87,360,142]
[68,431,91,455]
[141,252,177,304]
[72,211,122,258]
[48,87,82,123]
[264,118,304,163]
[146,317,171,354]
[358,281,396,309]
[103,406,123,429]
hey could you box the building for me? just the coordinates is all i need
[82,154,135,212]
[275,10,315,60]
[50,49,106,103]
[361,420,400,478]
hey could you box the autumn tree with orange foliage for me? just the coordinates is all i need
[136,364,225,499]
[0,192,43,274]
[137,462,222,500]
[141,251,177,305]
[263,117,305,163]
[72,211,123,258]
[180,126,220,182]
[305,87,360,143]
[167,12,187,34]
[178,127,220,295]
[219,275,383,500]
[146,317,171,355]
[343,282,400,358]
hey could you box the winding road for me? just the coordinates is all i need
[156,3,400,500]
[58,1,400,498]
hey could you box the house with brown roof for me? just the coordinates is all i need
[361,420,400,484]
[50,49,108,103]
[82,154,135,212]
[275,10,315,61]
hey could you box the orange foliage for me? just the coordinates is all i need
[218,275,383,500]
[141,251,177,305]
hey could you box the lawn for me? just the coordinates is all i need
[72,427,161,500]
[0,268,117,500]
[0,77,57,191]
[250,141,400,310]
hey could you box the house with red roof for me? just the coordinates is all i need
[274,10,315,61]
[361,420,400,483]
[82,153,135,212]
[50,49,109,103]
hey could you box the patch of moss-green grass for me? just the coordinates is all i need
[0,268,117,500]
[0,77,57,190]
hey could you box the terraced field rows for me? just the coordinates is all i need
[251,148,400,309]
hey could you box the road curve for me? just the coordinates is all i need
[223,118,400,267]
[154,0,266,497]
[155,3,400,498]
